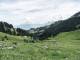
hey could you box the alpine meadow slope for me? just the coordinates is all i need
[0,12,80,60]
[0,29,80,60]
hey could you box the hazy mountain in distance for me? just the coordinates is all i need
[17,23,45,30]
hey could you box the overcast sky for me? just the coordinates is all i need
[0,0,80,26]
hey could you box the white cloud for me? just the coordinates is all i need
[0,0,80,26]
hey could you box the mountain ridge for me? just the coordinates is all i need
[32,11,80,40]
[0,11,80,40]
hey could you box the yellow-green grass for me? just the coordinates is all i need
[0,30,80,60]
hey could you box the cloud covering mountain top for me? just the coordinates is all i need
[0,0,80,26]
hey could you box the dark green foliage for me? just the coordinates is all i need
[0,12,80,40]
[4,35,7,38]
[2,38,5,41]
[32,12,80,40]
[23,38,35,43]
[4,35,8,40]
[1,35,8,41]
[23,39,29,43]
[16,28,30,36]
[13,42,17,45]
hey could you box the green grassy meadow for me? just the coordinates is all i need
[0,30,80,60]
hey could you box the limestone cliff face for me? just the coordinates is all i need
[0,22,17,35]
[0,21,30,36]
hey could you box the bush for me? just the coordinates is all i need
[13,42,17,45]
[23,39,36,43]
[4,35,8,40]
[2,38,5,41]
[24,39,29,43]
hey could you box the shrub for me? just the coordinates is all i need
[4,35,8,40]
[24,39,29,43]
[2,38,5,41]
[23,39,36,43]
[13,42,17,45]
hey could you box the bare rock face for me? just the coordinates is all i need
[0,21,16,35]
[0,11,80,39]
[0,21,30,36]
[16,28,29,36]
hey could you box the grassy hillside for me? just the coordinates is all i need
[0,30,80,60]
